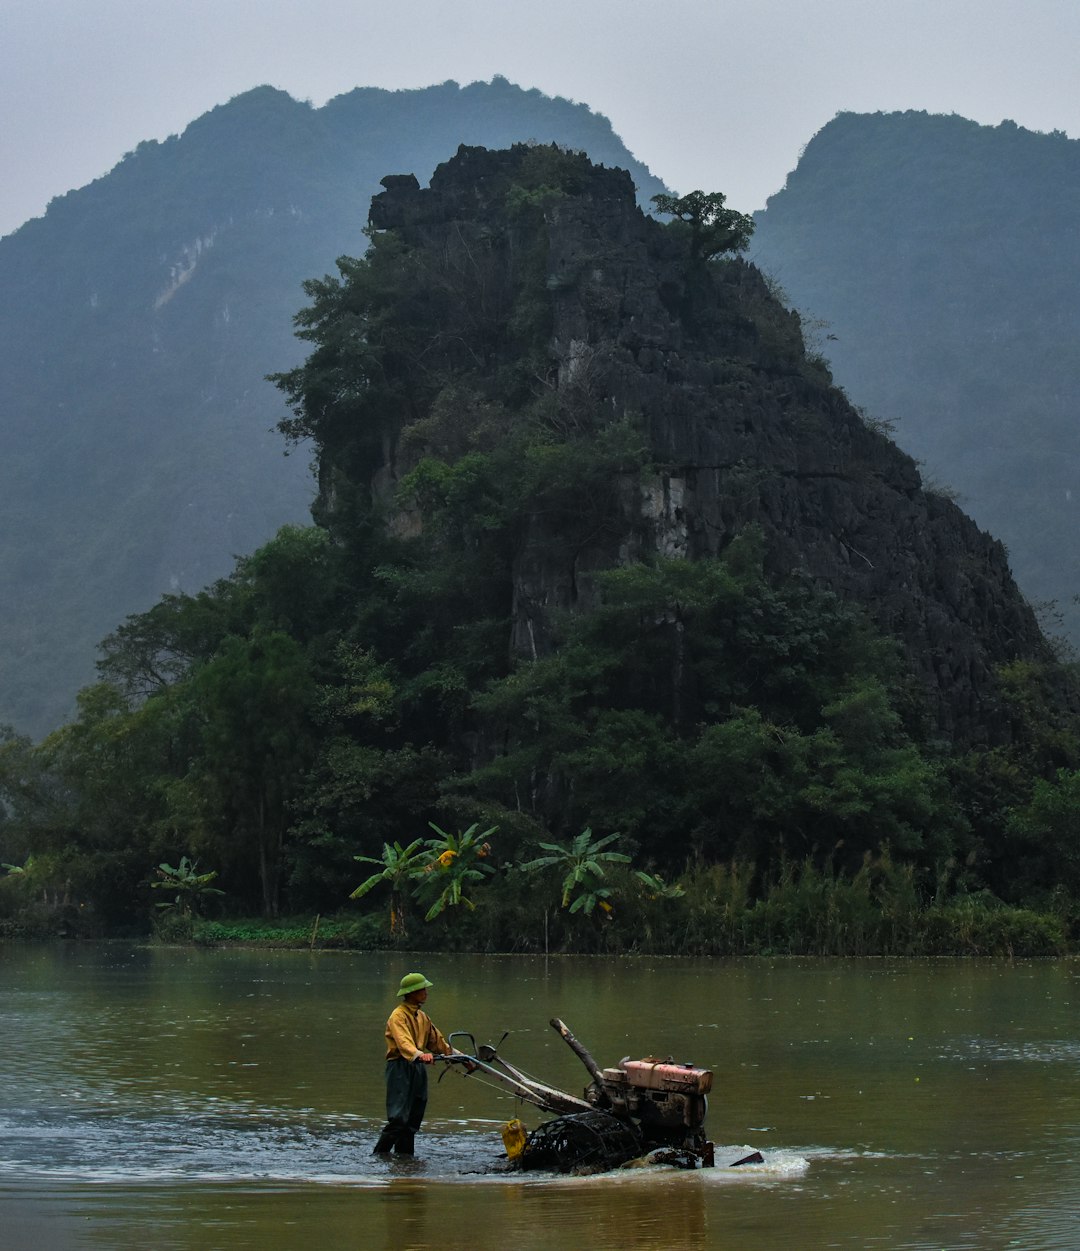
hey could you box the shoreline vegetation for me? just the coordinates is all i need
[188,900,1068,958]
[3,855,1070,958]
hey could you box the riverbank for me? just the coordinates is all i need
[5,855,1073,957]
[184,898,1068,959]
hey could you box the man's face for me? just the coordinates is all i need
[408,987,429,1005]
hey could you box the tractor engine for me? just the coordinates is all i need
[588,1058,712,1149]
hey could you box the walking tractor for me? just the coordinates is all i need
[439,1018,763,1174]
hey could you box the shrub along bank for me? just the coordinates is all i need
[182,855,1069,958]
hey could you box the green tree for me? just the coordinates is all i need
[97,525,345,705]
[1006,768,1080,895]
[464,546,938,868]
[181,630,316,917]
[418,822,497,921]
[287,646,451,900]
[96,585,239,699]
[0,727,58,871]
[651,190,755,259]
[521,828,631,913]
[22,684,189,925]
[150,856,225,916]
[349,838,431,937]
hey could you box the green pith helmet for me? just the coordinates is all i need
[397,972,434,997]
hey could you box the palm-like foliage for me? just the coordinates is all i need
[521,828,631,911]
[419,822,497,921]
[635,869,686,900]
[150,856,225,916]
[350,838,431,937]
[568,883,614,916]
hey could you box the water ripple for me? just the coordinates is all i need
[941,1037,1080,1064]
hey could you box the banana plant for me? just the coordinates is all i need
[520,828,631,912]
[419,822,497,921]
[350,839,431,937]
[635,869,686,900]
[151,856,224,916]
[568,883,615,917]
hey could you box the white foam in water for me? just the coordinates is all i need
[701,1146,810,1183]
[0,1103,812,1189]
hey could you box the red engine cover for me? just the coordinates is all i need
[620,1059,713,1095]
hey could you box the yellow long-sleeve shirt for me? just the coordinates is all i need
[384,1000,451,1061]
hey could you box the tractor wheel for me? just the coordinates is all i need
[519,1110,642,1174]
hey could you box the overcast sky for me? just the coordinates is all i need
[3,0,1078,239]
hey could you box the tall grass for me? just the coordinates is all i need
[187,853,1068,958]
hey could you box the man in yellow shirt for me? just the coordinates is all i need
[373,972,454,1155]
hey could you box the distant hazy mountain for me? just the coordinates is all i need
[751,110,1080,646]
[0,79,666,738]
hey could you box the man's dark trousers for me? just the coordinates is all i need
[373,1058,428,1154]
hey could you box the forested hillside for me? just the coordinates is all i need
[12,97,1075,744]
[751,110,1080,644]
[4,145,1078,955]
[0,79,665,738]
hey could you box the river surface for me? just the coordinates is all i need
[1,944,1078,1250]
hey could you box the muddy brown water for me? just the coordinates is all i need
[1,944,1078,1249]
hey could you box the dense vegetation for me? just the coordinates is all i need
[3,146,1080,957]
[4,513,1075,956]
[752,110,1080,645]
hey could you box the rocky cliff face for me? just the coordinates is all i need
[749,112,1080,648]
[357,144,1055,745]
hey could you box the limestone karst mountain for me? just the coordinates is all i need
[287,143,1056,748]
[6,97,1076,744]
[751,110,1080,646]
[8,142,1077,923]
[0,80,665,738]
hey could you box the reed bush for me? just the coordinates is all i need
[183,856,1072,958]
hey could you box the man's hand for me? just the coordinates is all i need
[419,1052,434,1064]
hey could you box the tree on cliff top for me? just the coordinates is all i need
[651,190,755,259]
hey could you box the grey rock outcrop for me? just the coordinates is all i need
[359,145,1056,745]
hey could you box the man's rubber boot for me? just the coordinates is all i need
[393,1130,415,1155]
[372,1128,398,1154]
